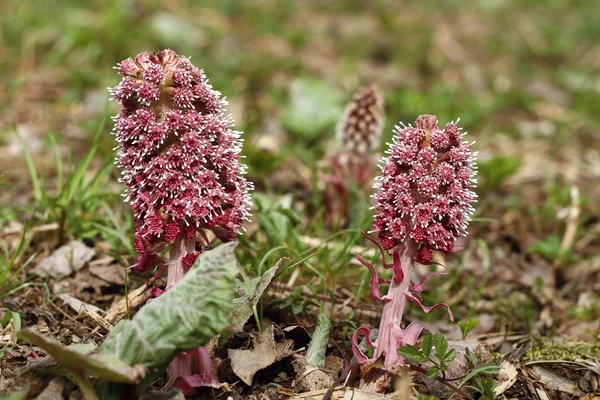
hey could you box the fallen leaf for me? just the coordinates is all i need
[89,263,125,286]
[33,241,95,279]
[33,377,66,400]
[228,324,293,385]
[494,360,518,396]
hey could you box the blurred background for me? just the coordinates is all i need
[1,0,600,336]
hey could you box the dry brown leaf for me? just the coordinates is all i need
[33,240,96,279]
[228,324,293,385]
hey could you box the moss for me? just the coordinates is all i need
[523,337,600,362]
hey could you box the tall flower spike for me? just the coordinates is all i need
[110,49,252,276]
[110,50,253,394]
[352,115,477,388]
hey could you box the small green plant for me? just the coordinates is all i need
[16,112,131,252]
[399,333,456,380]
[458,317,480,340]
[477,155,521,190]
[400,333,500,398]
[457,351,500,399]
[0,228,36,297]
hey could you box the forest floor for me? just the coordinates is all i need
[1,1,600,399]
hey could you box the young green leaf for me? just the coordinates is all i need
[228,259,282,332]
[398,344,428,363]
[433,333,448,360]
[426,365,441,380]
[306,313,331,368]
[421,333,433,358]
[458,317,479,340]
[442,348,456,363]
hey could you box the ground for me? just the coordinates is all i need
[1,0,600,399]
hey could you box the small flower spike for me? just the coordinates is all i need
[337,85,385,154]
[352,115,477,381]
[323,86,385,227]
[110,49,253,394]
[109,50,253,276]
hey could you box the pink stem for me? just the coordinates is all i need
[167,234,198,380]
[166,235,196,290]
[373,242,416,369]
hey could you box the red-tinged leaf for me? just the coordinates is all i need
[410,270,447,293]
[359,229,392,269]
[355,254,391,302]
[404,292,454,321]
[392,249,404,284]
[172,347,223,395]
[352,326,376,365]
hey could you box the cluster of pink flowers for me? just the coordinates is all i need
[372,114,477,260]
[110,50,252,274]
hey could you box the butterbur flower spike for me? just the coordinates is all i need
[352,114,477,377]
[337,85,384,154]
[323,85,384,227]
[110,49,253,394]
[110,49,252,282]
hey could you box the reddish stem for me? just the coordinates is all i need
[374,242,416,369]
[166,234,200,382]
[166,235,195,290]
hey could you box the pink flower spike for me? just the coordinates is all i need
[172,347,221,394]
[353,114,476,383]
[111,49,254,395]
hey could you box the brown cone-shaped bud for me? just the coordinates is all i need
[336,85,384,154]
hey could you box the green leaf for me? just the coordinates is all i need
[0,393,25,400]
[282,78,344,139]
[16,330,144,384]
[398,344,428,363]
[306,313,331,368]
[457,364,501,388]
[228,259,282,331]
[421,333,433,358]
[433,333,448,360]
[100,243,238,376]
[478,155,521,189]
[529,235,562,261]
[0,312,21,343]
[474,375,497,399]
[443,348,456,363]
[15,131,43,202]
[458,318,480,340]
[426,365,441,380]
